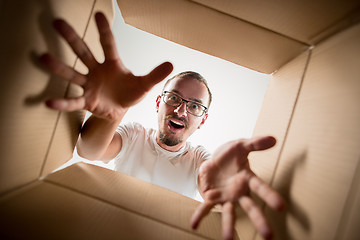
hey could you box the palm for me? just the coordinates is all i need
[41,12,172,120]
[199,140,252,193]
[81,60,149,120]
[192,137,285,240]
[198,162,252,203]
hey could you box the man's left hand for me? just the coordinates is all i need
[191,136,285,240]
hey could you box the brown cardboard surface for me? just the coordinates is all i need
[0,163,225,239]
[334,160,360,240]
[117,0,308,74]
[251,51,311,183]
[0,0,96,195]
[257,23,360,240]
[42,0,115,176]
[2,1,360,239]
[45,162,225,239]
[0,181,210,240]
[234,50,311,240]
[192,0,360,45]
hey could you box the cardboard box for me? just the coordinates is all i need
[0,163,223,239]
[1,0,360,239]
[116,0,360,239]
[0,0,225,239]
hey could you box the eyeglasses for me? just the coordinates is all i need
[162,91,207,117]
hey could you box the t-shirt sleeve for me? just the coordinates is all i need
[194,145,211,168]
[193,145,211,189]
[115,122,144,158]
[116,122,133,143]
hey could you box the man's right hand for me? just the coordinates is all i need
[40,12,173,121]
[40,12,173,160]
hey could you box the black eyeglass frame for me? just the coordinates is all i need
[161,91,208,117]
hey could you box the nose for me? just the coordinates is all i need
[174,101,187,117]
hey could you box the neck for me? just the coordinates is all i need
[155,130,185,152]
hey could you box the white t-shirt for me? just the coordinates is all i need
[114,122,211,199]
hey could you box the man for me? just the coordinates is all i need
[40,12,284,240]
[113,71,212,199]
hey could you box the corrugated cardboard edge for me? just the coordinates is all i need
[234,50,311,240]
[44,162,225,239]
[256,23,360,240]
[116,0,308,74]
[40,0,115,177]
[0,162,225,240]
[334,157,360,239]
[0,181,211,239]
[0,0,98,197]
[190,0,360,46]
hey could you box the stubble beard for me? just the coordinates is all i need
[159,131,183,146]
[159,115,188,146]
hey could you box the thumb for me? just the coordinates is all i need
[142,61,173,91]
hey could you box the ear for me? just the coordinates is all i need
[198,113,208,129]
[156,95,161,113]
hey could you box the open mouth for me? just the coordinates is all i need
[169,119,185,130]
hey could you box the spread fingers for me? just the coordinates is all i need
[46,97,86,111]
[249,176,285,211]
[190,201,215,230]
[40,54,87,86]
[53,19,98,69]
[95,12,120,62]
[239,196,273,240]
[222,202,235,240]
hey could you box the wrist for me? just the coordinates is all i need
[92,106,129,124]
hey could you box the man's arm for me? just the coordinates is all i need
[76,115,123,160]
[40,12,173,160]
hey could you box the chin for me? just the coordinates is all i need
[159,132,183,147]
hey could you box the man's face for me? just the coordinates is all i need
[156,77,209,149]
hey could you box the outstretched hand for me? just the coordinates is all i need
[40,12,173,120]
[191,136,285,240]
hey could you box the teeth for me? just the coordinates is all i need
[170,119,184,127]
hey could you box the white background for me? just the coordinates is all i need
[61,2,270,170]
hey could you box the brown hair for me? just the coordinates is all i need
[162,71,212,108]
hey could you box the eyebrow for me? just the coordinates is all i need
[171,90,203,104]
